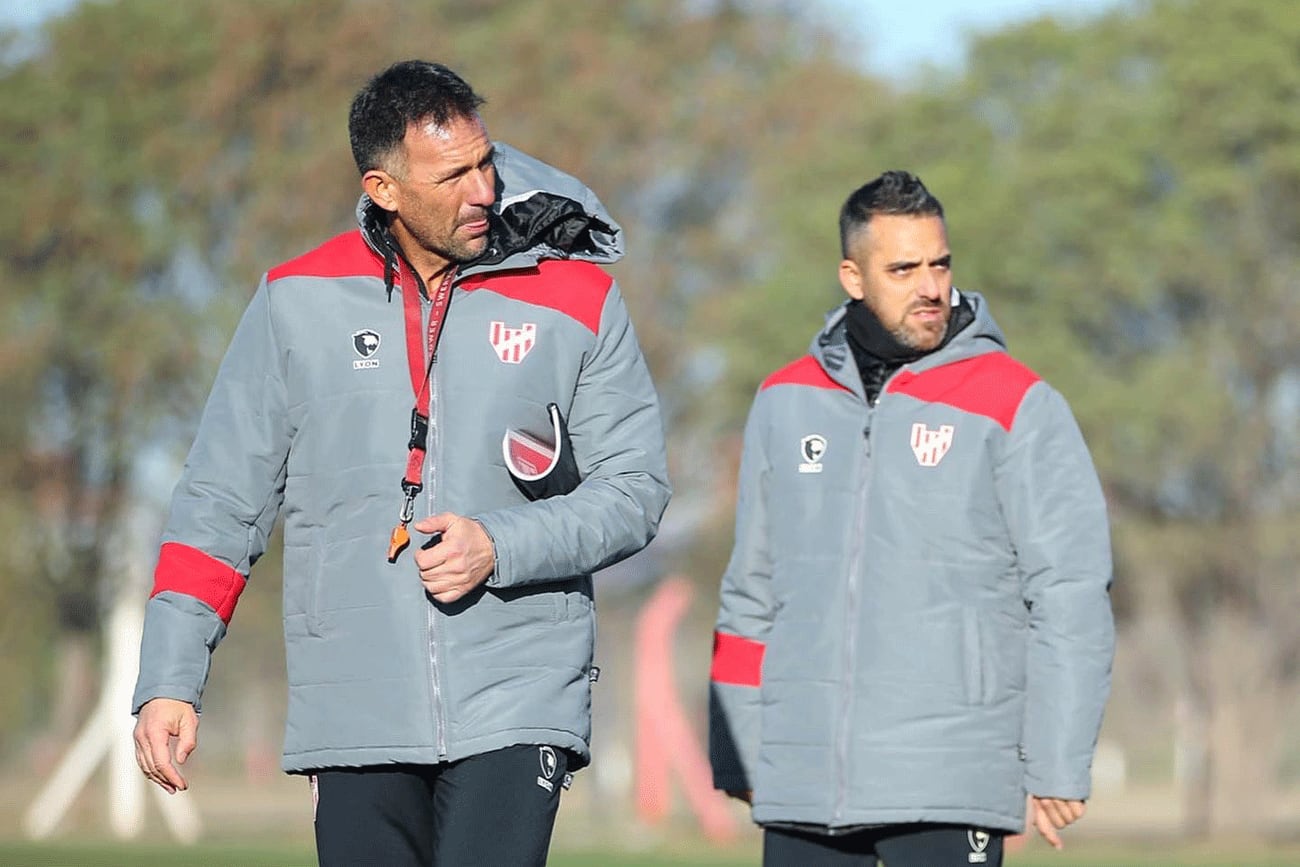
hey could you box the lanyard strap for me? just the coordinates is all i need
[388,264,455,563]
[400,266,455,493]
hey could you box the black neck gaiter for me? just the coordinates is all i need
[843,297,974,404]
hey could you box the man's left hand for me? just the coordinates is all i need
[412,513,495,603]
[1028,795,1086,850]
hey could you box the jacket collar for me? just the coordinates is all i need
[357,141,623,295]
[812,289,1009,397]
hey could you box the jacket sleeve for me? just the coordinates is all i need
[998,383,1115,800]
[708,397,774,792]
[473,281,671,587]
[131,279,289,713]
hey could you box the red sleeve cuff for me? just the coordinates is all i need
[151,542,247,625]
[710,631,765,687]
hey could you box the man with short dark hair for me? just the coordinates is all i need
[132,60,670,866]
[709,170,1114,866]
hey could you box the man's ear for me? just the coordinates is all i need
[362,169,399,213]
[838,259,865,300]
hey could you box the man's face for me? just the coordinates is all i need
[838,213,952,351]
[368,113,497,274]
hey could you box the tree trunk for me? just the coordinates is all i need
[1176,607,1284,836]
[1205,611,1281,834]
[1175,682,1213,837]
[29,630,96,773]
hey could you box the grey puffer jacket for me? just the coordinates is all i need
[709,292,1113,832]
[133,143,671,773]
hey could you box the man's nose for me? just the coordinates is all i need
[918,268,943,301]
[466,167,496,208]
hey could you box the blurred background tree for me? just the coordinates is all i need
[1,0,1297,842]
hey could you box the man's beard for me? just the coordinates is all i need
[892,305,950,350]
[437,235,488,264]
[415,209,491,265]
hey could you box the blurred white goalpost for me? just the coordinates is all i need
[23,501,201,842]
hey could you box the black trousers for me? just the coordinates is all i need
[763,822,1005,867]
[312,745,569,866]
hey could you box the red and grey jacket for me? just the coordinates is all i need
[132,143,671,773]
[708,293,1113,833]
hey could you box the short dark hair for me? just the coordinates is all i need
[839,171,944,257]
[348,60,486,176]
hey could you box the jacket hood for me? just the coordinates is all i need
[356,141,622,285]
[812,289,1008,394]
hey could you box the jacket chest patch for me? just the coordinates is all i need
[910,422,954,467]
[798,434,827,473]
[490,320,537,364]
[351,328,381,370]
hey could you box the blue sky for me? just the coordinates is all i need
[818,0,1131,77]
[1,0,78,29]
[5,0,1132,79]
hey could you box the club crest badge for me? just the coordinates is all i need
[967,828,991,863]
[536,745,559,793]
[798,434,827,474]
[910,422,954,467]
[352,329,381,369]
[490,321,537,364]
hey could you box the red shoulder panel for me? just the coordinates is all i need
[267,231,382,283]
[886,352,1040,431]
[151,542,248,625]
[760,356,852,393]
[710,631,765,687]
[459,260,612,335]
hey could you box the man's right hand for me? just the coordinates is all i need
[1028,795,1086,849]
[133,697,199,794]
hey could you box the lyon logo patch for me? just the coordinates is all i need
[352,329,381,369]
[910,423,954,467]
[798,434,826,474]
[967,828,991,863]
[536,745,558,793]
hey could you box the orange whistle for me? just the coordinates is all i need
[387,523,411,563]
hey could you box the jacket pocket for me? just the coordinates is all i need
[282,535,324,637]
[962,608,989,705]
[305,529,324,637]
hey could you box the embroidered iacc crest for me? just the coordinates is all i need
[798,434,827,474]
[490,321,536,364]
[910,422,954,467]
[352,329,381,369]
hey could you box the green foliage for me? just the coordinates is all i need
[0,1,226,733]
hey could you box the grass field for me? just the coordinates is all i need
[4,839,1300,866]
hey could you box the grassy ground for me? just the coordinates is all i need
[4,839,1300,866]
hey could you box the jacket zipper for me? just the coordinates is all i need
[832,389,877,824]
[424,289,448,759]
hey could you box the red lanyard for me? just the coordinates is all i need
[387,265,456,563]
